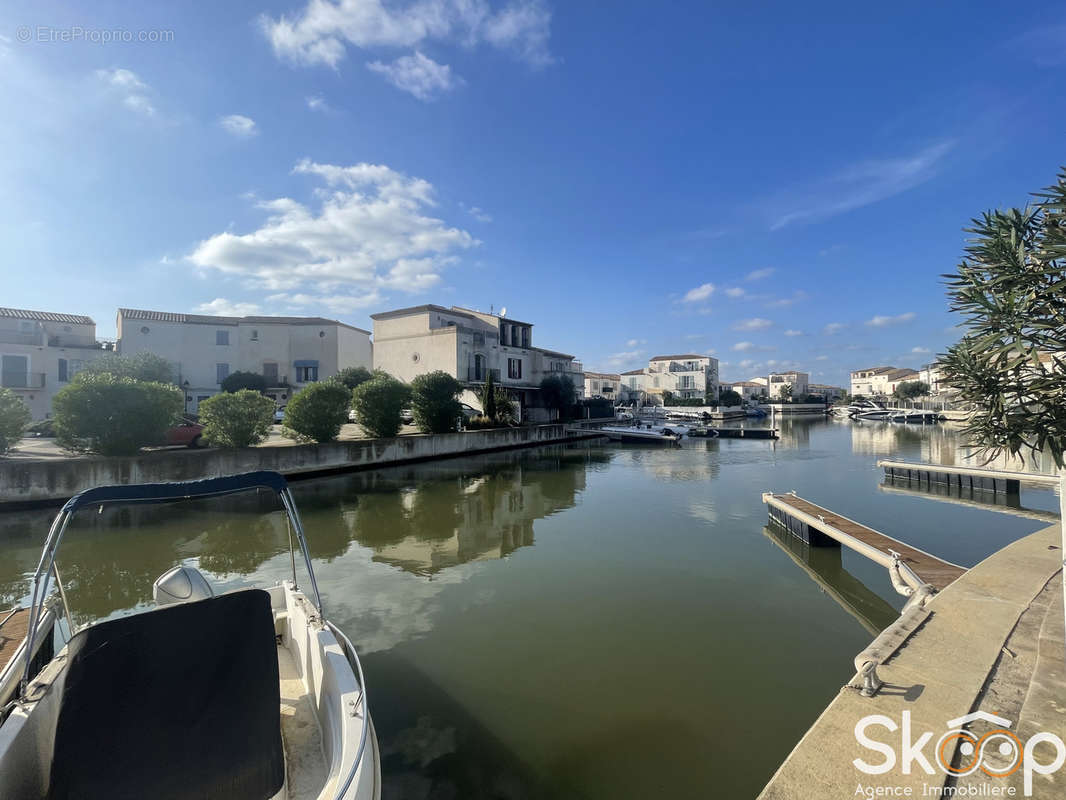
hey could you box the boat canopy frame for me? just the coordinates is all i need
[20,470,324,695]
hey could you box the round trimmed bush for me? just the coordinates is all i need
[283,381,352,443]
[0,388,31,454]
[198,389,275,448]
[351,374,410,439]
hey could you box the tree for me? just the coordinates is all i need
[777,384,793,402]
[539,375,576,419]
[480,372,498,422]
[282,381,352,443]
[662,390,675,406]
[938,167,1066,617]
[334,366,374,391]
[79,352,175,383]
[894,381,930,401]
[198,389,275,447]
[53,374,183,455]
[0,389,31,455]
[352,374,410,438]
[718,388,742,407]
[410,371,463,433]
[220,370,268,393]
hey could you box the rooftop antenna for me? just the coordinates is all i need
[489,304,493,315]
[500,306,507,317]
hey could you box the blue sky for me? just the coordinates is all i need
[2,2,1064,385]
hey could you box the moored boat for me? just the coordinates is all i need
[0,471,380,800]
[600,423,688,443]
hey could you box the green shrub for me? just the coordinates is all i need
[198,389,275,448]
[351,374,410,438]
[539,375,576,420]
[220,370,268,393]
[0,389,31,454]
[718,389,742,407]
[410,371,462,433]
[478,374,515,424]
[79,352,175,383]
[283,381,352,443]
[53,374,183,455]
[334,366,374,390]
[465,414,496,430]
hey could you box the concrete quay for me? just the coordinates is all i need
[759,523,1065,800]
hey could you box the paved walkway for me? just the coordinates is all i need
[759,523,1065,799]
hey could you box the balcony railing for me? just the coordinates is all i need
[1,372,46,389]
[0,330,44,346]
[47,334,109,349]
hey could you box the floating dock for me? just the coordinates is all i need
[709,427,778,439]
[876,459,1058,494]
[761,492,966,591]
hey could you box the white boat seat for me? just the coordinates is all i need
[48,589,284,800]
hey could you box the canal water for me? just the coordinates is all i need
[0,418,1059,798]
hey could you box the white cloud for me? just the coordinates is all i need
[96,67,156,116]
[724,287,745,298]
[733,341,775,353]
[460,202,492,223]
[733,318,772,331]
[823,322,846,335]
[911,346,931,354]
[866,312,916,327]
[261,0,554,69]
[269,291,384,313]
[219,114,258,137]
[603,349,645,369]
[625,338,646,348]
[306,95,331,112]
[746,268,774,281]
[770,141,955,230]
[784,329,803,337]
[367,51,460,100]
[194,298,262,316]
[766,290,808,308]
[815,355,829,361]
[188,159,477,305]
[682,282,715,303]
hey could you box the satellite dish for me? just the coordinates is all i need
[500,307,507,317]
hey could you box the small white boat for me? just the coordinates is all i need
[601,423,687,443]
[0,471,380,800]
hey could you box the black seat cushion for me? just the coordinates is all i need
[49,589,284,800]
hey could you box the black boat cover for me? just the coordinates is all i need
[60,470,290,513]
[48,589,284,800]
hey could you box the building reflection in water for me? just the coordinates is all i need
[0,444,609,622]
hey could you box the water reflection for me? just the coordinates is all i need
[879,477,1060,524]
[762,524,899,636]
[0,445,609,622]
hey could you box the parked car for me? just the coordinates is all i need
[274,406,286,424]
[164,420,204,448]
[27,419,56,437]
[400,408,414,424]
[347,408,358,423]
[460,403,478,419]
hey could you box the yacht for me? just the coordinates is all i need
[600,421,689,443]
[0,471,380,800]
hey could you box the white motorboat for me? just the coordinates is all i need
[600,423,688,443]
[854,409,893,421]
[0,471,380,800]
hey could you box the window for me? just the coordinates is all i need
[521,328,530,348]
[2,354,28,387]
[474,354,485,381]
[216,363,229,384]
[296,365,318,383]
[216,330,230,345]
[263,362,278,383]
[58,358,68,382]
[507,358,522,380]
[250,329,259,341]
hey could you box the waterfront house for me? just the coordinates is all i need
[370,304,583,422]
[720,380,766,402]
[584,371,622,401]
[0,307,114,419]
[116,308,372,414]
[767,370,809,400]
[645,354,720,401]
[849,366,919,397]
[807,383,846,401]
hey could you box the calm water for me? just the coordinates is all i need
[0,418,1059,798]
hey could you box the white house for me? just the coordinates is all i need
[720,380,766,402]
[850,366,919,398]
[117,308,372,413]
[767,370,809,400]
[0,307,113,419]
[808,383,846,401]
[584,371,622,401]
[370,304,583,421]
[644,354,720,401]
